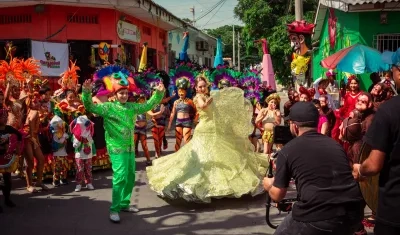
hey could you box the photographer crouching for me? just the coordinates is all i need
[263,102,364,235]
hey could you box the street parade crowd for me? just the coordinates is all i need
[1,23,400,234]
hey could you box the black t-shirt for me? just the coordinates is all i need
[274,130,363,222]
[0,125,22,155]
[363,96,400,227]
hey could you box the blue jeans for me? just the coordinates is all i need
[274,210,362,235]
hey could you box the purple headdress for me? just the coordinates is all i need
[133,70,163,97]
[209,65,238,89]
[239,70,262,103]
[169,62,197,90]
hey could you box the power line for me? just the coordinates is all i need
[195,0,225,21]
[200,0,227,29]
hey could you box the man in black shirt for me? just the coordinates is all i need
[263,102,364,235]
[353,50,400,235]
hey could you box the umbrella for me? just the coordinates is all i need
[321,44,390,74]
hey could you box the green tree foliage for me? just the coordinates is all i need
[234,0,318,86]
[204,25,245,60]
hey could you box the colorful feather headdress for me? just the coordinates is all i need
[0,58,24,88]
[133,70,163,97]
[93,64,138,93]
[169,62,196,90]
[209,65,238,89]
[238,70,262,103]
[21,58,41,80]
[59,60,80,91]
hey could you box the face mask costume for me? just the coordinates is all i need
[81,64,164,216]
[287,20,315,90]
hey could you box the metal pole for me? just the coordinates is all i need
[295,0,303,21]
[238,31,241,71]
[233,25,235,67]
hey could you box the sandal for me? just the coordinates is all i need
[26,186,38,193]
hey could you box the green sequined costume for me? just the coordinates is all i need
[82,89,164,212]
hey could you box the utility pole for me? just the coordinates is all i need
[190,6,195,26]
[295,0,303,21]
[237,31,241,71]
[232,25,235,68]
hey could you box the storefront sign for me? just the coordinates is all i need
[31,40,69,77]
[117,20,141,43]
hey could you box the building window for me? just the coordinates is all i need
[374,34,400,52]
[0,14,32,24]
[67,14,99,24]
[143,26,151,36]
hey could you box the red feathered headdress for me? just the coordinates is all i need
[287,20,315,35]
[299,86,315,99]
[21,58,41,79]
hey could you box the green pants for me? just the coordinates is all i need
[109,151,136,213]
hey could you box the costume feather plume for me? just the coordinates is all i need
[169,62,196,89]
[238,70,262,103]
[209,65,238,89]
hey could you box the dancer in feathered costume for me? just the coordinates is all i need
[147,74,268,203]
[134,70,168,159]
[167,64,197,152]
[0,58,27,179]
[239,70,263,152]
[209,65,238,90]
[81,64,165,223]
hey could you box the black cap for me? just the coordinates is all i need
[284,102,319,126]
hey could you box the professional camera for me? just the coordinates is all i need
[265,126,298,229]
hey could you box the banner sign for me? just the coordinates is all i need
[31,40,69,77]
[117,20,141,43]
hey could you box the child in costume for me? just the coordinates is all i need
[70,115,95,192]
[53,61,84,177]
[255,93,281,155]
[167,64,197,152]
[49,115,69,187]
[0,107,22,212]
[81,65,164,223]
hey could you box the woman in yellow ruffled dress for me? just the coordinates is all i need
[146,76,268,203]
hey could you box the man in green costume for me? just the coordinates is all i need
[82,65,164,223]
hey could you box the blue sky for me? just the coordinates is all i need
[152,0,243,29]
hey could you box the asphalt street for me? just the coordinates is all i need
[0,92,373,235]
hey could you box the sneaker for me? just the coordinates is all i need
[146,160,152,166]
[75,185,82,192]
[121,205,139,213]
[109,212,120,223]
[87,184,94,190]
[60,179,68,185]
[52,180,60,187]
